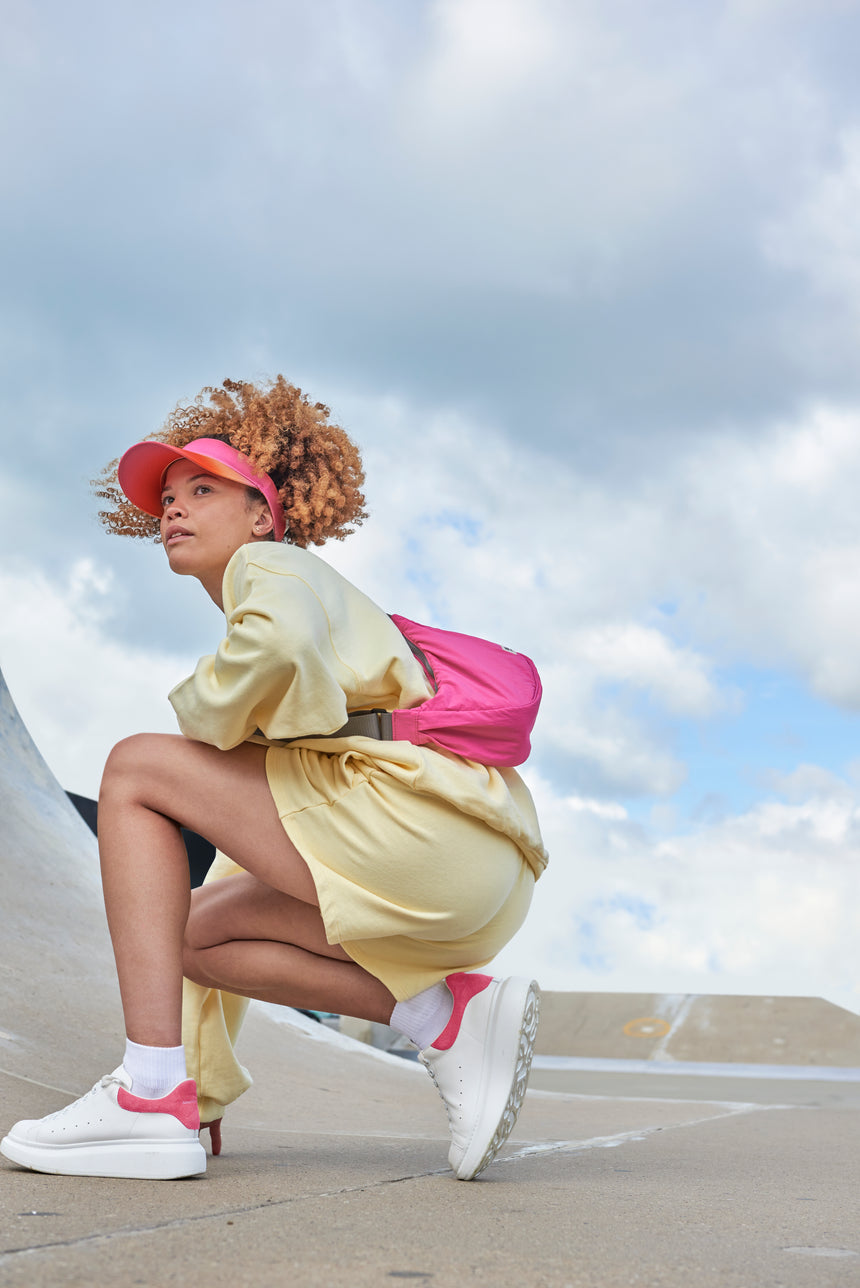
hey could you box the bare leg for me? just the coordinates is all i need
[97,733,394,1047]
[183,873,395,1021]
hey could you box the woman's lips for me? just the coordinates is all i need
[165,527,193,547]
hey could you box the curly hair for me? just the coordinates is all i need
[93,376,368,547]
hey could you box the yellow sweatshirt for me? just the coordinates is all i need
[175,542,547,1120]
[169,543,547,878]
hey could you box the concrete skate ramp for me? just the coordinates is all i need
[536,990,860,1066]
[0,669,124,1091]
[2,667,860,1287]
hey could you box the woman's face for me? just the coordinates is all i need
[159,459,273,603]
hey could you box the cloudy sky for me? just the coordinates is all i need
[2,0,860,1014]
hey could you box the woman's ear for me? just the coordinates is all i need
[250,503,275,540]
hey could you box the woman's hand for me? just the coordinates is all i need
[201,1117,222,1156]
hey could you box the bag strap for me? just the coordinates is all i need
[319,709,394,741]
[401,635,438,691]
[295,623,439,743]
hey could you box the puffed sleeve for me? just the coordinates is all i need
[168,551,359,750]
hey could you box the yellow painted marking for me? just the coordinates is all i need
[623,1017,672,1038]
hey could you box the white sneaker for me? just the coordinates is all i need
[0,1067,207,1180]
[419,973,540,1180]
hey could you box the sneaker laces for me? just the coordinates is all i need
[418,1053,457,1125]
[97,1072,126,1092]
[41,1072,124,1123]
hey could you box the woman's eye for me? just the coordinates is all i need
[161,495,174,509]
[195,484,212,495]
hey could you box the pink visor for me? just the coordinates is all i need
[117,437,287,542]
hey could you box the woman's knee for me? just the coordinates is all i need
[99,733,182,804]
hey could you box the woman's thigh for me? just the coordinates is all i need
[100,733,318,903]
[185,872,351,961]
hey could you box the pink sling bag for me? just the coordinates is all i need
[331,614,542,767]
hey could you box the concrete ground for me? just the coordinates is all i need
[2,1009,859,1288]
[2,668,859,1286]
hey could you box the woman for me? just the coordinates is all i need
[1,377,547,1182]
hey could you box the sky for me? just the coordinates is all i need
[2,0,860,1014]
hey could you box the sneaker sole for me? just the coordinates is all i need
[455,977,541,1181]
[0,1133,207,1180]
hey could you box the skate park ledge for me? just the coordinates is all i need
[341,989,860,1071]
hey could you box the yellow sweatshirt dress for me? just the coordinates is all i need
[173,542,547,1119]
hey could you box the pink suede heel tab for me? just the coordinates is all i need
[432,972,493,1051]
[117,1079,200,1130]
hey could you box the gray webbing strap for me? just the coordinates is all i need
[321,709,394,741]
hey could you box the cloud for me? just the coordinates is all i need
[0,559,194,797]
[6,0,860,472]
[329,386,860,735]
[763,128,860,380]
[493,766,860,1014]
[664,405,860,707]
[3,1,860,1009]
[573,624,721,718]
[9,376,860,808]
[416,0,556,118]
[4,549,855,1015]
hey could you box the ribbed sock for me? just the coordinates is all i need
[123,1039,187,1099]
[391,980,454,1051]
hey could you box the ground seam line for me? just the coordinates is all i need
[499,1100,791,1164]
[0,1103,793,1259]
[0,1169,451,1261]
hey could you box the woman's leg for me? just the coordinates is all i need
[97,732,393,1048]
[183,872,395,1020]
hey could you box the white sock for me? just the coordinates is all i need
[123,1039,187,1098]
[391,980,454,1051]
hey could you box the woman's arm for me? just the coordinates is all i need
[169,557,357,750]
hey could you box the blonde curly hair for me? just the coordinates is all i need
[93,376,368,547]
